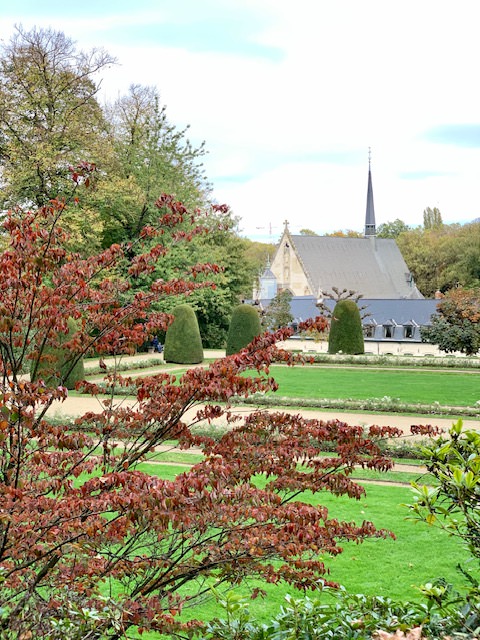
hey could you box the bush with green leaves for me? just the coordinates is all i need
[408,420,480,561]
[163,303,204,364]
[262,289,293,330]
[226,303,261,355]
[328,299,364,355]
[204,582,480,639]
[30,317,84,390]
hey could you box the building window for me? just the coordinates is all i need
[404,325,414,339]
[363,324,375,338]
[384,325,394,339]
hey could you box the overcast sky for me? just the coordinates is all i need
[2,0,480,241]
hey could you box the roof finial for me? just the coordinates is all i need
[368,146,371,169]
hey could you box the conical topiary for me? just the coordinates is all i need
[30,317,85,390]
[163,304,204,364]
[328,299,364,355]
[226,304,262,356]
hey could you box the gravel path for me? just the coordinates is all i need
[46,350,478,437]
[46,393,479,436]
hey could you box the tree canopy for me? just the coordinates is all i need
[397,221,480,296]
[0,26,114,211]
[421,287,480,355]
[0,25,262,347]
[262,289,293,330]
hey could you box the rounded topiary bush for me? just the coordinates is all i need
[163,304,204,364]
[328,300,364,355]
[226,304,262,356]
[30,317,85,390]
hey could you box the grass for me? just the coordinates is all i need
[135,462,471,632]
[67,357,478,635]
[248,364,480,407]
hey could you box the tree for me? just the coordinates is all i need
[262,289,293,330]
[328,299,364,354]
[325,229,363,237]
[421,287,480,355]
[94,84,211,248]
[394,221,480,297]
[163,303,204,364]
[0,179,419,637]
[0,26,114,210]
[423,206,443,230]
[184,211,261,348]
[376,219,411,238]
[226,304,261,355]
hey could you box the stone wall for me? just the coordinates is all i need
[279,337,468,358]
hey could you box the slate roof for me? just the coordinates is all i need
[283,296,438,327]
[288,235,423,299]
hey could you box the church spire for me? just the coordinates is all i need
[364,148,376,237]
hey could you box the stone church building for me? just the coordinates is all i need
[259,162,423,300]
[254,161,446,355]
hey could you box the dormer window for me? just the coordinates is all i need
[404,325,414,339]
[363,324,375,338]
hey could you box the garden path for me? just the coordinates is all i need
[47,350,479,436]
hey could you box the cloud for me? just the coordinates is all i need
[399,170,453,180]
[423,124,480,148]
[2,0,480,238]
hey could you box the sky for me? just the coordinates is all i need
[1,0,480,242]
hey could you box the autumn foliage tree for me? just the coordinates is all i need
[421,287,480,355]
[0,176,427,638]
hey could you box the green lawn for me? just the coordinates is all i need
[137,462,471,633]
[252,365,480,406]
[81,359,479,636]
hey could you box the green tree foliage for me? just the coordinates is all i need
[187,212,261,347]
[127,203,258,349]
[163,303,204,364]
[421,287,480,355]
[0,26,113,210]
[0,25,268,348]
[262,290,293,330]
[243,240,276,274]
[376,218,411,238]
[93,84,211,247]
[30,317,85,390]
[226,304,261,355]
[423,206,443,230]
[397,221,480,296]
[328,300,364,354]
[325,229,363,237]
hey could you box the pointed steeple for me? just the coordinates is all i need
[364,148,376,237]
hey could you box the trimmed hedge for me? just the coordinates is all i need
[30,317,85,390]
[163,304,204,364]
[328,300,364,355]
[226,304,261,356]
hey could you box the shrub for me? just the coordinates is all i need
[408,420,480,560]
[205,584,480,639]
[328,299,364,355]
[226,304,261,355]
[30,317,85,390]
[163,303,204,364]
